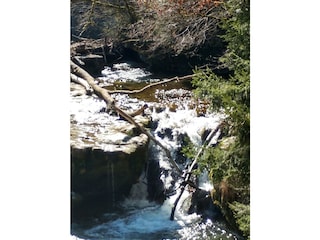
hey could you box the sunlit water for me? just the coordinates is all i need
[71,177,241,240]
[72,196,239,240]
[71,62,243,240]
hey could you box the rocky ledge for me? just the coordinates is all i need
[70,86,151,209]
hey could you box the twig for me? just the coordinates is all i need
[79,0,97,37]
[170,123,222,220]
[71,34,90,41]
[109,74,195,94]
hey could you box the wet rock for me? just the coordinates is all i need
[157,128,173,140]
[149,103,166,114]
[188,188,223,220]
[146,157,166,204]
[70,91,151,206]
[71,133,149,204]
[156,89,192,100]
[71,192,83,209]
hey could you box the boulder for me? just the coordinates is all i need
[188,188,223,220]
[71,131,148,202]
[71,105,150,207]
[71,132,149,203]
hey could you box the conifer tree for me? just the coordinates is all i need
[192,0,250,238]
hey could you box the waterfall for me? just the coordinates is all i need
[150,105,223,193]
[71,62,242,240]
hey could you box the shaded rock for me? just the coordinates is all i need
[71,133,149,204]
[157,128,173,140]
[188,188,223,220]
[71,191,83,210]
[146,156,166,204]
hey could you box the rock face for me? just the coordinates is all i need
[70,86,151,209]
[71,132,149,204]
[188,188,223,220]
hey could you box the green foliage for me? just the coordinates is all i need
[192,0,250,183]
[180,136,197,159]
[199,138,250,186]
[229,201,250,238]
[193,64,249,144]
[190,0,250,236]
[192,0,250,144]
[221,0,250,61]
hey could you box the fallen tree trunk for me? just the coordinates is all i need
[71,60,115,108]
[70,60,182,174]
[70,38,105,57]
[170,123,223,220]
[70,73,93,94]
[113,105,182,174]
[108,74,195,95]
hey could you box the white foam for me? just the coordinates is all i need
[152,107,223,146]
[101,63,152,83]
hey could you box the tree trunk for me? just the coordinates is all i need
[70,73,93,94]
[71,60,115,108]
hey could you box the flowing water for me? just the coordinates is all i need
[71,62,243,240]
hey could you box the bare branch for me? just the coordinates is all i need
[109,74,194,94]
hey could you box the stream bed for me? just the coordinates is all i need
[70,62,243,240]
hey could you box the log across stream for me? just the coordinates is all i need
[70,61,243,240]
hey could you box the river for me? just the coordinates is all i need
[70,62,244,240]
